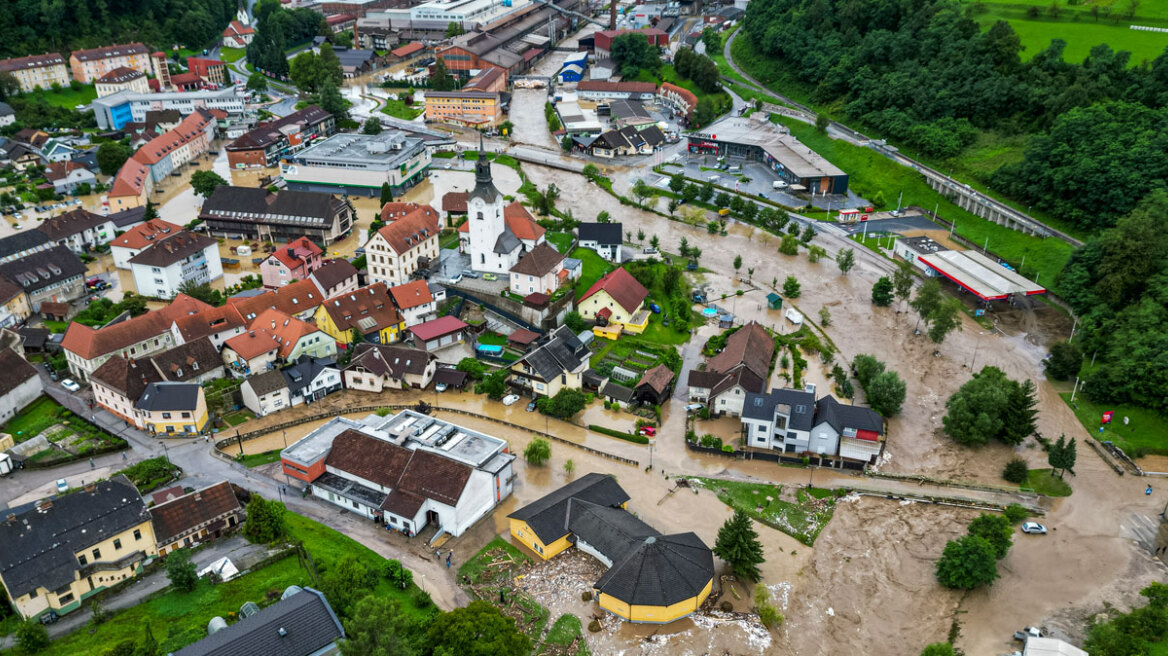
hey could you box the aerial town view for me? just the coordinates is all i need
[0,0,1165,654]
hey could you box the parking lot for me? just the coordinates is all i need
[664,151,869,210]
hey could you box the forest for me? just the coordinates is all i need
[0,0,237,58]
[246,0,328,78]
[741,0,1168,232]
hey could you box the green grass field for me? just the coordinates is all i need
[220,47,245,63]
[972,1,1168,65]
[545,230,574,253]
[1059,392,1168,458]
[235,449,281,467]
[773,116,1075,288]
[380,98,423,120]
[571,247,615,300]
[1027,468,1073,497]
[693,477,837,545]
[3,396,67,441]
[24,84,97,109]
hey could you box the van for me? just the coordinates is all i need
[729,165,742,172]
[772,181,788,190]
[707,175,719,183]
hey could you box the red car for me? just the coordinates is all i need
[638,426,656,437]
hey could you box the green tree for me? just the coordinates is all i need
[474,369,507,399]
[380,182,393,207]
[669,174,685,192]
[609,33,660,77]
[801,224,816,242]
[321,556,371,618]
[426,601,531,656]
[317,43,344,87]
[242,495,287,543]
[190,170,228,198]
[176,280,222,306]
[15,619,48,654]
[596,210,610,223]
[782,276,801,298]
[540,389,587,419]
[852,354,885,389]
[524,437,551,466]
[892,259,915,308]
[339,594,426,656]
[1004,503,1029,523]
[693,97,719,128]
[867,371,906,416]
[818,306,832,326]
[733,254,743,272]
[1045,341,1082,381]
[560,134,574,152]
[872,276,894,306]
[97,141,131,176]
[1003,379,1039,445]
[290,51,325,93]
[815,113,830,133]
[701,27,721,54]
[910,278,942,328]
[943,366,1029,446]
[1002,457,1029,484]
[1142,581,1168,609]
[967,513,1013,559]
[362,117,383,135]
[698,182,714,202]
[935,535,998,589]
[836,248,855,274]
[714,510,765,582]
[165,548,199,592]
[779,234,799,255]
[246,74,269,94]
[445,21,465,38]
[563,311,586,333]
[926,297,963,344]
[920,644,956,656]
[456,357,486,380]
[1048,434,1078,478]
[431,59,457,91]
[317,79,347,118]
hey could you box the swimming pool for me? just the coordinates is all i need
[476,344,504,355]
[702,307,718,317]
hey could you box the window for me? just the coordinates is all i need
[162,412,171,419]
[181,412,190,419]
[92,548,101,560]
[58,592,74,605]
[78,554,87,566]
[113,538,121,550]
[133,529,141,540]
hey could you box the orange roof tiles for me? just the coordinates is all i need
[61,294,211,360]
[247,307,323,358]
[111,219,183,250]
[227,279,323,321]
[376,206,439,254]
[388,280,433,310]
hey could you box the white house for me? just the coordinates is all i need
[128,230,222,298]
[577,222,622,262]
[365,206,440,287]
[240,370,290,417]
[0,349,44,425]
[812,395,884,464]
[342,343,437,392]
[740,388,817,453]
[387,280,437,327]
[110,219,183,269]
[509,242,565,296]
[35,209,115,255]
[283,356,342,406]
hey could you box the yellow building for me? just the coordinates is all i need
[508,473,715,624]
[508,326,589,398]
[0,280,30,327]
[314,283,406,346]
[135,382,209,436]
[69,43,151,84]
[0,476,157,620]
[0,53,70,93]
[578,267,650,334]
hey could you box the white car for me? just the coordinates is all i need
[502,394,521,406]
[56,479,68,494]
[435,383,448,393]
[1021,522,1047,535]
[61,379,81,392]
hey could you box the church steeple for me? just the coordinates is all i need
[469,134,499,202]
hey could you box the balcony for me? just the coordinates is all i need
[79,550,146,577]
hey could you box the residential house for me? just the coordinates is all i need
[0,348,43,424]
[0,476,157,620]
[589,125,665,158]
[225,106,335,168]
[110,219,183,269]
[200,186,355,246]
[577,222,622,262]
[169,304,248,350]
[171,587,344,656]
[509,242,566,296]
[226,279,324,323]
[509,326,590,398]
[441,192,467,224]
[222,308,334,377]
[128,231,222,299]
[634,364,675,406]
[812,395,884,465]
[310,259,360,299]
[0,231,52,264]
[0,138,45,171]
[387,280,437,327]
[343,343,437,392]
[406,316,468,352]
[107,158,152,211]
[0,246,88,312]
[150,481,243,556]
[0,278,30,329]
[69,43,151,83]
[658,82,697,123]
[136,382,209,435]
[146,337,224,385]
[508,473,715,623]
[260,236,325,289]
[185,58,227,87]
[283,356,343,406]
[240,370,291,417]
[95,67,149,97]
[0,53,69,93]
[741,387,816,453]
[125,109,217,184]
[365,205,440,287]
[0,102,12,128]
[221,20,256,48]
[687,321,773,416]
[314,283,405,346]
[91,356,163,425]
[578,267,649,334]
[35,209,116,254]
[40,138,77,163]
[61,295,211,382]
[42,161,97,195]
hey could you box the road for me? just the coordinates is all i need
[721,29,1081,246]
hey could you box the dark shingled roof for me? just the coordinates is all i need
[309,259,358,293]
[635,364,675,396]
[593,532,714,607]
[149,337,221,383]
[91,355,164,399]
[200,186,347,230]
[0,246,85,294]
[600,380,634,403]
[136,382,200,412]
[507,473,629,545]
[509,242,564,277]
[244,370,288,397]
[567,498,659,557]
[0,476,150,599]
[344,343,435,380]
[578,222,622,246]
[516,326,589,382]
[815,394,884,435]
[0,348,38,399]
[171,587,344,656]
[708,321,773,380]
[742,388,815,431]
[127,231,217,268]
[149,481,241,545]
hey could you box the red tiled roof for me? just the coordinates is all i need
[580,267,649,314]
[0,53,66,73]
[227,279,323,320]
[43,160,86,181]
[248,307,323,358]
[223,20,255,37]
[659,82,698,114]
[109,158,151,198]
[321,283,402,335]
[407,316,467,342]
[375,206,439,254]
[387,280,433,310]
[577,81,658,94]
[61,295,211,360]
[132,109,213,165]
[267,236,322,270]
[457,202,544,242]
[379,202,423,222]
[391,42,424,58]
[224,326,280,360]
[150,481,242,545]
[71,43,148,62]
[171,304,246,342]
[111,219,182,249]
[441,192,467,214]
[507,328,539,346]
[96,66,143,84]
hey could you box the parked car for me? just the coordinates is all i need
[61,379,81,392]
[462,270,480,279]
[39,610,59,625]
[1014,626,1042,641]
[502,394,521,406]
[684,403,705,413]
[1021,522,1047,535]
[642,247,658,255]
[526,400,537,412]
[483,273,498,281]
[55,479,68,494]
[638,426,656,437]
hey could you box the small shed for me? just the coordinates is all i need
[600,380,636,408]
[433,367,468,389]
[718,312,734,328]
[407,316,469,351]
[507,328,540,351]
[766,293,782,310]
[40,302,69,322]
[634,364,675,406]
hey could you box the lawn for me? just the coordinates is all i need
[222,409,254,427]
[571,246,615,300]
[220,47,246,63]
[1059,392,1168,458]
[458,536,532,584]
[236,449,282,468]
[692,477,839,545]
[634,64,730,108]
[1026,468,1073,497]
[545,230,574,253]
[539,614,590,656]
[24,84,97,109]
[439,230,460,249]
[478,332,508,346]
[2,395,65,440]
[637,311,693,345]
[380,98,423,120]
[588,335,679,380]
[973,4,1168,65]
[773,116,1075,289]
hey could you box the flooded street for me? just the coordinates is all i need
[508,88,558,150]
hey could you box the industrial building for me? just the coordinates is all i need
[91,87,245,130]
[687,116,849,195]
[281,131,430,198]
[915,249,1045,302]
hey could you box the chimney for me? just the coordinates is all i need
[85,483,95,494]
[6,513,15,525]
[194,492,202,502]
[36,499,52,511]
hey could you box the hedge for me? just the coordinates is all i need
[588,425,649,444]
